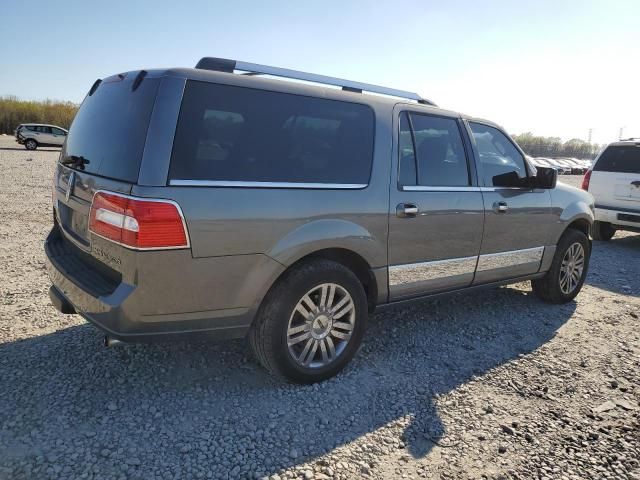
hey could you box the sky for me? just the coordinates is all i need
[1,0,638,144]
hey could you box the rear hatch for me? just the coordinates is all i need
[590,143,640,208]
[54,72,160,249]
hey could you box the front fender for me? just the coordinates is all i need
[268,219,385,268]
[551,200,594,244]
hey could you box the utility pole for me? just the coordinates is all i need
[587,128,593,143]
[619,126,625,140]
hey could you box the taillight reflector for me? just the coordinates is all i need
[89,191,189,250]
[581,170,592,191]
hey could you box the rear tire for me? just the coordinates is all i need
[592,221,615,241]
[25,139,38,150]
[531,229,590,304]
[248,259,368,383]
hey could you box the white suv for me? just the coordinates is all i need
[582,139,640,240]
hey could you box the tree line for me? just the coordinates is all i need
[0,96,78,134]
[512,132,601,160]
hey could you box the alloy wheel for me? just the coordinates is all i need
[286,283,356,369]
[559,242,585,294]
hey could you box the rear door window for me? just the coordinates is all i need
[398,112,470,187]
[169,81,375,185]
[594,145,640,174]
[60,74,160,183]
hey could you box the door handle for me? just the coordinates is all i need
[493,201,509,213]
[397,203,418,218]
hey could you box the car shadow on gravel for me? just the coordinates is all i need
[588,233,640,297]
[0,286,576,478]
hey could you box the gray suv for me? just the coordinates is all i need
[46,58,595,383]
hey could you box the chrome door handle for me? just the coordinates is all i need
[397,203,418,218]
[493,201,509,213]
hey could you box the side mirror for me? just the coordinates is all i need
[492,167,557,189]
[530,166,557,189]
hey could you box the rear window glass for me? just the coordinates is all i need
[594,145,640,174]
[60,75,160,183]
[169,81,375,185]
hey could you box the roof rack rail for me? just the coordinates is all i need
[620,137,640,141]
[195,57,437,106]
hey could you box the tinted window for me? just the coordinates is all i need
[470,122,526,187]
[398,112,417,185]
[52,127,66,135]
[170,81,375,184]
[398,113,469,187]
[594,145,640,174]
[60,75,160,183]
[410,114,469,186]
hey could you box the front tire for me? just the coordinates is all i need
[25,139,38,150]
[592,221,615,241]
[249,259,368,383]
[532,229,590,304]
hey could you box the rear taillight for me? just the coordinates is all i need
[89,191,189,250]
[581,170,592,191]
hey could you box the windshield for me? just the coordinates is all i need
[60,73,160,183]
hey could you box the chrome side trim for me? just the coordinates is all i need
[402,186,481,192]
[389,256,477,286]
[169,180,367,189]
[476,246,544,272]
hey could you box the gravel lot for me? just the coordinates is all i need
[0,135,638,480]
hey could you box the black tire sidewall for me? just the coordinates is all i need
[593,221,615,241]
[265,261,367,383]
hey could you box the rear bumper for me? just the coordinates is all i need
[44,225,283,342]
[595,204,640,231]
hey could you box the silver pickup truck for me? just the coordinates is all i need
[46,58,594,383]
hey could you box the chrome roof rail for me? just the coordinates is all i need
[195,57,437,106]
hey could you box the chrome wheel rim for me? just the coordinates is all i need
[559,242,585,294]
[287,283,355,369]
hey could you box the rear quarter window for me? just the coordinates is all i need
[169,81,375,185]
[594,145,640,174]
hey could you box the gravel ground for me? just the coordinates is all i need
[0,135,638,480]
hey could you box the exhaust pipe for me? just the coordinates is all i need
[104,336,124,347]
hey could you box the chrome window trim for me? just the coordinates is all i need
[476,246,544,272]
[479,186,532,192]
[402,186,481,192]
[389,256,478,286]
[168,180,368,189]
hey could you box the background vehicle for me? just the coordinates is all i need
[582,139,640,240]
[557,157,587,174]
[45,58,594,383]
[16,123,68,150]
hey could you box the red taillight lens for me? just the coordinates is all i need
[581,170,592,191]
[89,192,189,250]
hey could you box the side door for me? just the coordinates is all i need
[50,127,67,146]
[388,109,484,300]
[38,126,55,145]
[466,121,553,284]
